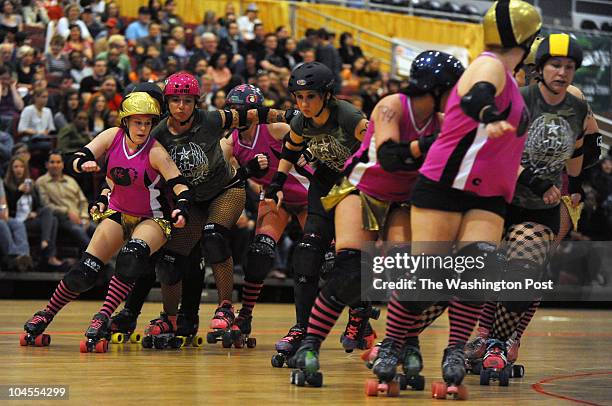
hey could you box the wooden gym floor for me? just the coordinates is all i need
[1,301,611,405]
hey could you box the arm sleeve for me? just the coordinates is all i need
[17,106,32,133]
[339,101,366,137]
[289,114,305,136]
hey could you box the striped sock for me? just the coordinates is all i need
[516,300,540,339]
[306,293,344,342]
[478,301,496,331]
[240,280,264,316]
[385,293,419,347]
[46,280,79,316]
[99,276,134,318]
[448,299,483,346]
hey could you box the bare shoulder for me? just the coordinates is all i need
[372,94,403,123]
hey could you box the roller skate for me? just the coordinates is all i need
[205,300,236,348]
[431,344,468,400]
[141,313,182,349]
[465,326,489,375]
[20,309,53,347]
[397,338,425,391]
[289,336,323,387]
[365,338,401,397]
[271,324,305,368]
[80,313,111,353]
[479,339,510,386]
[506,332,525,378]
[109,308,142,344]
[229,310,256,349]
[361,341,381,369]
[176,311,204,348]
[340,306,380,353]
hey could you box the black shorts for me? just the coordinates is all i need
[505,204,560,235]
[410,174,507,218]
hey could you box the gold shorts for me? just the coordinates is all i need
[561,195,584,232]
[321,177,400,232]
[91,208,172,240]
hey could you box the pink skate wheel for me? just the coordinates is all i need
[19,333,27,346]
[387,380,400,397]
[79,340,88,353]
[456,384,468,400]
[431,381,448,399]
[41,334,51,346]
[95,340,108,353]
[365,379,379,396]
[34,334,47,347]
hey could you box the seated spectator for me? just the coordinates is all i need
[56,4,92,41]
[35,150,95,252]
[338,32,363,67]
[246,23,265,56]
[96,36,131,77]
[364,58,382,81]
[147,0,162,22]
[18,87,55,141]
[11,142,40,179]
[257,71,280,107]
[0,178,32,271]
[170,26,190,61]
[57,110,91,154]
[208,88,227,111]
[219,21,247,59]
[237,3,259,41]
[143,44,164,72]
[297,28,318,54]
[22,0,49,28]
[86,94,109,136]
[207,52,232,90]
[63,24,94,62]
[45,35,71,79]
[159,0,184,32]
[101,1,126,33]
[161,36,184,70]
[0,0,23,34]
[125,6,151,46]
[79,59,107,103]
[195,10,219,37]
[104,47,129,87]
[16,46,38,89]
[4,157,65,270]
[0,127,12,176]
[87,76,122,111]
[54,89,81,132]
[68,50,93,90]
[281,37,300,70]
[81,7,103,40]
[259,34,290,74]
[135,21,162,58]
[341,55,367,94]
[0,65,24,132]
[0,42,15,70]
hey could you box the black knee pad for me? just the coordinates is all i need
[115,239,151,284]
[322,249,368,308]
[293,233,326,278]
[245,234,276,282]
[499,300,533,314]
[155,250,185,285]
[500,258,545,305]
[455,242,505,301]
[201,223,231,264]
[63,252,104,293]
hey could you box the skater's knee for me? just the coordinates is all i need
[246,234,276,282]
[116,239,151,284]
[322,249,368,307]
[499,300,533,314]
[63,252,104,293]
[155,250,184,285]
[201,223,231,264]
[293,233,326,277]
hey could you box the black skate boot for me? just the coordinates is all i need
[289,336,323,387]
[80,313,111,353]
[141,312,182,349]
[110,308,141,344]
[231,309,256,349]
[365,338,401,397]
[431,344,468,400]
[398,337,425,390]
[271,324,306,368]
[340,306,380,353]
[21,309,54,347]
[176,311,203,347]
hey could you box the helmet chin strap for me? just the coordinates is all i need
[122,119,146,150]
[537,69,561,95]
[314,91,330,118]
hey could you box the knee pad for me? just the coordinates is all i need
[322,249,368,308]
[201,223,231,264]
[115,239,151,284]
[500,257,545,304]
[63,252,104,293]
[293,233,326,278]
[455,242,505,301]
[155,250,185,285]
[245,234,276,282]
[499,299,533,314]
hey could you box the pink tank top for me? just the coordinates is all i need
[231,124,312,205]
[345,94,439,202]
[419,52,530,203]
[107,129,166,218]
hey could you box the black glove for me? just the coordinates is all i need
[174,190,191,223]
[518,168,554,197]
[417,131,438,157]
[240,154,269,179]
[568,175,585,202]
[284,108,299,123]
[265,172,288,203]
[95,193,109,212]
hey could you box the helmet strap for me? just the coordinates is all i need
[314,91,330,118]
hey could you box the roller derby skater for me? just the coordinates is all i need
[21,92,191,354]
[340,306,380,353]
[110,308,142,344]
[141,312,183,349]
[175,310,204,347]
[21,310,54,347]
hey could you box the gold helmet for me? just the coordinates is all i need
[524,36,545,66]
[483,0,542,50]
[118,91,161,122]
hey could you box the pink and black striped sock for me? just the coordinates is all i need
[516,300,540,339]
[240,280,264,316]
[448,299,483,346]
[306,293,344,342]
[478,301,496,332]
[385,293,420,348]
[45,280,79,316]
[99,276,135,318]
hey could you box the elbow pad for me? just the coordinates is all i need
[281,144,303,164]
[68,147,95,173]
[377,139,420,172]
[460,82,509,124]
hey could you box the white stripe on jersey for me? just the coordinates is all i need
[148,174,163,218]
[452,124,488,190]
[348,134,377,187]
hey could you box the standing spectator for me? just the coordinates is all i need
[0,65,24,131]
[22,0,49,28]
[0,178,32,271]
[4,156,64,270]
[35,150,94,252]
[338,32,363,67]
[237,3,259,41]
[297,28,318,53]
[315,28,342,93]
[57,110,91,153]
[56,4,92,41]
[125,6,151,46]
[54,89,81,131]
[0,0,23,33]
[79,59,107,103]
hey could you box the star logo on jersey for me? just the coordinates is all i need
[546,122,561,136]
[178,149,191,162]
[169,142,209,184]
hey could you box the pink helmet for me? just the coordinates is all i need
[164,72,200,97]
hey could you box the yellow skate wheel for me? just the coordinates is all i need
[178,336,187,348]
[130,333,142,344]
[192,335,204,347]
[111,332,125,344]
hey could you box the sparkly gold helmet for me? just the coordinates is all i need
[118,91,161,122]
[483,0,542,51]
[524,36,545,66]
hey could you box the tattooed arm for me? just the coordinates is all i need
[217,108,292,130]
[354,118,369,142]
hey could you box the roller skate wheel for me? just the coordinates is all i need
[246,337,256,348]
[480,368,491,385]
[111,332,124,344]
[19,333,28,346]
[512,364,525,378]
[499,368,510,387]
[95,340,108,353]
[387,380,400,397]
[153,337,165,349]
[411,374,426,391]
[291,370,306,386]
[307,372,323,388]
[206,332,216,344]
[41,334,51,347]
[455,384,468,400]
[130,333,142,344]
[271,353,285,368]
[365,379,380,396]
[398,374,408,390]
[233,338,244,348]
[221,333,233,348]
[141,336,153,349]
[171,337,183,349]
[79,340,89,353]
[431,381,448,399]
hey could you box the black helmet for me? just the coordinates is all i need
[409,50,464,94]
[288,62,335,94]
[535,33,583,69]
[225,84,265,109]
[131,82,165,108]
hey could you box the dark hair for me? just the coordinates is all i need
[59,88,81,120]
[0,64,12,76]
[339,32,352,48]
[305,28,316,37]
[47,148,63,161]
[209,52,229,69]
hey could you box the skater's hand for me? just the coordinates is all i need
[80,161,100,173]
[570,193,581,207]
[485,121,515,139]
[172,210,186,228]
[543,185,561,205]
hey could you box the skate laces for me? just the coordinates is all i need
[31,315,48,325]
[344,314,364,339]
[443,346,465,368]
[90,317,104,330]
[281,326,304,342]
